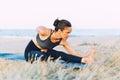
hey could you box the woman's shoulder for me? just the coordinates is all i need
[36,26,52,36]
[59,39,68,46]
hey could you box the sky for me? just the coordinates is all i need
[0,0,120,29]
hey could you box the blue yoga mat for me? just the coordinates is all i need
[0,53,25,61]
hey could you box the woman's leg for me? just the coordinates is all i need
[27,51,49,63]
[47,49,96,64]
[47,49,83,63]
[24,40,49,63]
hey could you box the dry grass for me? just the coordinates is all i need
[0,38,120,80]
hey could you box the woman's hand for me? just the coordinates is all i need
[40,48,48,53]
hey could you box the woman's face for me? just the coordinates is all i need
[61,27,72,40]
[52,27,72,43]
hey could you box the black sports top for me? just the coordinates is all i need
[36,30,62,49]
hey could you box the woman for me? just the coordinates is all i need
[24,18,95,64]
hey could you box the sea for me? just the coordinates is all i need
[0,29,120,37]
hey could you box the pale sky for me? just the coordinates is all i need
[0,0,120,29]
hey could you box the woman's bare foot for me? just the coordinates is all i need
[82,48,96,64]
[88,48,96,63]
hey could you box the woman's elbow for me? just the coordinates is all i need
[36,26,46,33]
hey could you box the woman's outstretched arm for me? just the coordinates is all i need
[60,40,87,57]
[60,40,96,64]
[60,39,96,58]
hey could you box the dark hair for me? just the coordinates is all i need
[53,18,72,31]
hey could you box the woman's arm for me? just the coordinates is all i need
[36,26,51,36]
[60,40,87,57]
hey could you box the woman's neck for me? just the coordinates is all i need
[53,31,61,37]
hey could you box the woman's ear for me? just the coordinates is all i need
[58,29,62,33]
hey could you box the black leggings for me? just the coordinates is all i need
[24,40,82,63]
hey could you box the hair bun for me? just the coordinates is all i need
[53,19,60,27]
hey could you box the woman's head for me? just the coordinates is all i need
[53,18,72,31]
[53,18,72,40]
